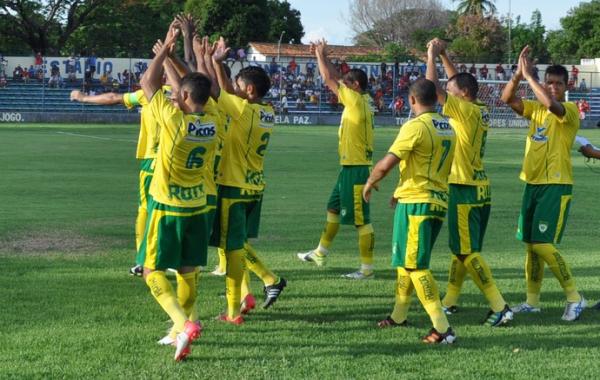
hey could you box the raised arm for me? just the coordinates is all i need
[520,47,566,117]
[212,37,235,95]
[362,153,400,202]
[70,90,124,105]
[175,13,196,72]
[425,39,447,105]
[141,26,179,101]
[198,36,220,99]
[500,46,526,115]
[151,39,182,94]
[439,47,458,79]
[312,40,341,96]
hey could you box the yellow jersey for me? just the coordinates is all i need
[520,100,579,184]
[338,83,374,166]
[202,97,227,197]
[442,94,489,186]
[147,90,218,208]
[388,112,456,208]
[216,91,275,191]
[123,86,171,160]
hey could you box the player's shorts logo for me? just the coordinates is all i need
[340,208,347,217]
[538,222,548,233]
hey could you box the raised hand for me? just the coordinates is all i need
[192,34,204,57]
[212,36,230,63]
[516,45,531,79]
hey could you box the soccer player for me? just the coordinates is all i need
[363,78,456,344]
[425,38,513,326]
[137,25,218,361]
[211,37,286,324]
[70,86,167,277]
[501,46,586,321]
[297,40,376,279]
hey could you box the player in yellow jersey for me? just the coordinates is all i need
[363,78,456,344]
[501,46,586,321]
[70,85,170,277]
[137,26,218,361]
[425,39,513,326]
[210,37,286,324]
[297,40,376,279]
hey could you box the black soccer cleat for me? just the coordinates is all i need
[262,277,287,309]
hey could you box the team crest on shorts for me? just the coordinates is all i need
[538,222,548,233]
[340,208,347,217]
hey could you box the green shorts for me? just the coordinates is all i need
[448,184,492,255]
[392,202,446,269]
[138,159,154,210]
[138,198,212,270]
[517,184,572,244]
[327,165,371,225]
[209,185,263,251]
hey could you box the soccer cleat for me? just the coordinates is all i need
[377,316,408,328]
[341,270,374,280]
[129,264,143,277]
[512,303,541,313]
[174,321,202,361]
[483,304,514,327]
[158,334,176,346]
[263,277,287,309]
[421,327,456,344]
[562,296,587,321]
[240,294,257,314]
[216,314,245,325]
[211,266,226,276]
[442,305,459,315]
[297,250,326,266]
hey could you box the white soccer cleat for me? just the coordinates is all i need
[512,302,541,313]
[211,266,226,276]
[157,334,175,346]
[297,250,326,266]
[562,296,587,321]
[341,270,374,280]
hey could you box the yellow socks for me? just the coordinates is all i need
[357,224,374,274]
[225,249,246,319]
[244,243,277,286]
[464,253,506,312]
[410,269,449,332]
[217,248,227,274]
[391,268,413,323]
[525,244,543,307]
[176,270,198,320]
[316,212,340,255]
[532,243,580,303]
[146,270,188,333]
[135,206,148,252]
[241,268,251,299]
[442,256,466,308]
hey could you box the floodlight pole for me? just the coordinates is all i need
[278,31,285,114]
[508,0,512,64]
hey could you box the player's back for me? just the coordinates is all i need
[442,94,489,185]
[391,112,455,207]
[338,84,374,165]
[216,91,275,191]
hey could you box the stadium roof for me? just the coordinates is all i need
[248,42,380,59]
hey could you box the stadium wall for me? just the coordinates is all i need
[2,111,597,128]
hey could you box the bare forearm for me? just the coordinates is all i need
[316,52,340,93]
[141,49,168,100]
[203,54,220,99]
[183,36,196,71]
[80,92,123,105]
[426,55,446,104]
[440,52,457,78]
[163,60,181,93]
[168,54,191,78]
[213,59,234,94]
[500,74,521,104]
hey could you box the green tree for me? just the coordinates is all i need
[547,0,600,63]
[447,14,505,62]
[185,0,303,47]
[508,10,549,63]
[453,0,496,16]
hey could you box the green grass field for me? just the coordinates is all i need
[1,123,600,379]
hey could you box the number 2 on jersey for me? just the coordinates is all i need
[256,132,271,157]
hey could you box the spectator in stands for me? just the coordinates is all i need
[531,59,539,81]
[571,65,579,85]
[479,64,489,80]
[269,57,278,75]
[281,94,289,114]
[405,60,414,75]
[34,52,43,70]
[469,64,476,77]
[0,54,7,76]
[28,65,35,79]
[22,68,30,83]
[579,78,587,92]
[496,64,505,80]
[36,67,43,81]
[577,99,590,120]
[296,96,306,110]
[237,47,246,66]
[306,58,315,78]
[48,65,63,88]
[409,71,418,84]
[13,65,23,81]
[310,92,319,104]
[288,58,298,74]
[392,95,404,116]
[86,51,97,78]
[84,69,92,93]
[134,60,146,81]
[0,73,6,88]
[510,63,518,78]
[67,54,76,75]
[459,63,467,73]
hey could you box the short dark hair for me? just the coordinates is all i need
[409,78,437,106]
[236,66,271,98]
[545,65,568,84]
[447,72,478,99]
[344,68,368,91]
[181,72,211,105]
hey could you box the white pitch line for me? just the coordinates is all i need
[56,131,136,143]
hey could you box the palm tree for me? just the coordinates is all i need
[453,0,497,16]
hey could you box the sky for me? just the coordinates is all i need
[287,0,584,45]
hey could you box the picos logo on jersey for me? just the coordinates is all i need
[481,110,490,124]
[186,121,216,142]
[432,118,454,136]
[531,125,548,142]
[259,110,275,128]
